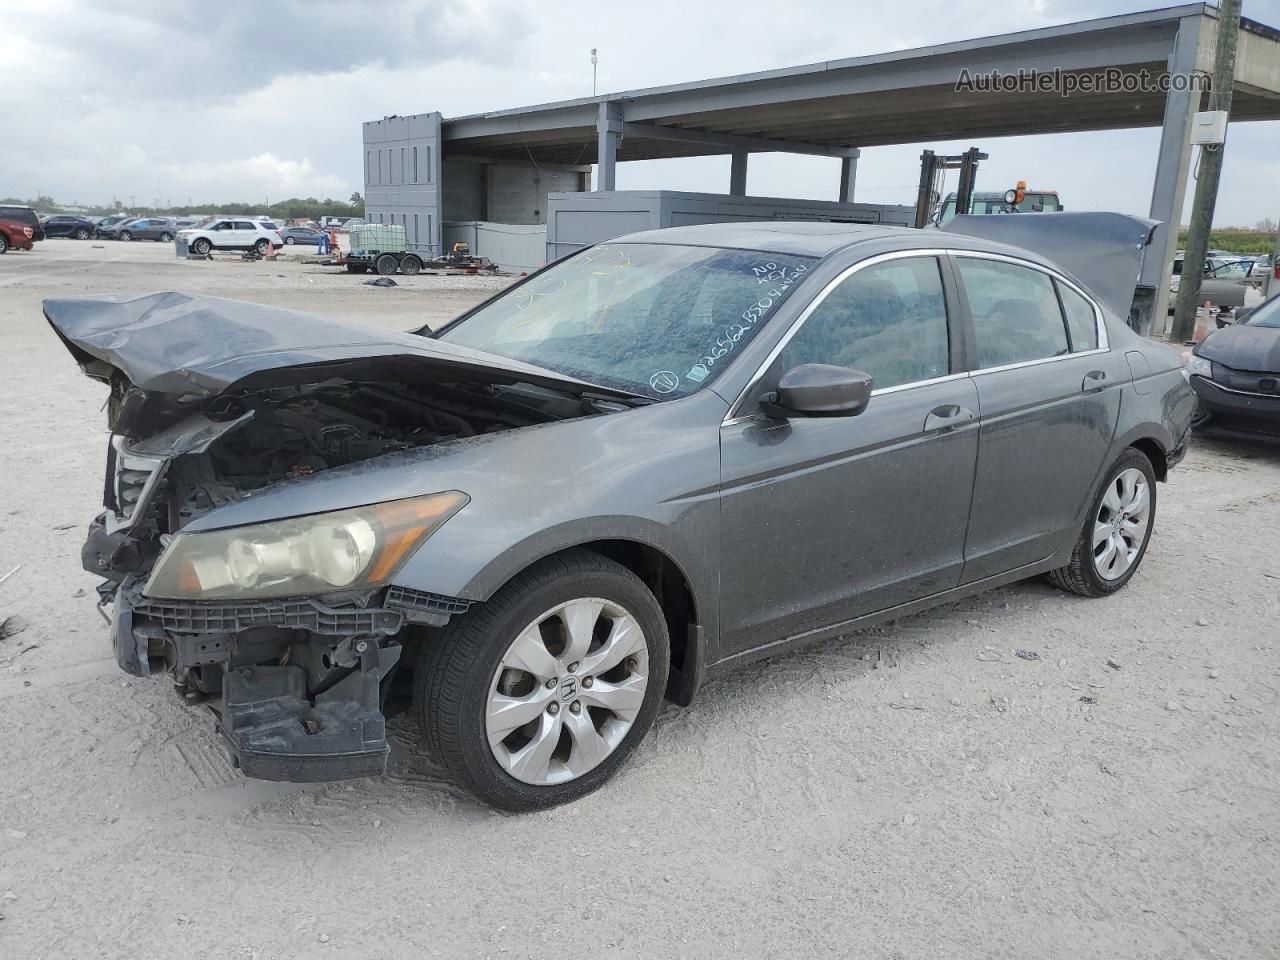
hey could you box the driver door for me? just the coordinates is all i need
[717,253,979,659]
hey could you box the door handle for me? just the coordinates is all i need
[923,404,975,432]
[1082,369,1107,392]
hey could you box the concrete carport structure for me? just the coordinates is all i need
[364,4,1280,328]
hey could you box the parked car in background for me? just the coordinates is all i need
[94,215,133,237]
[97,218,143,240]
[176,218,282,255]
[116,218,177,242]
[41,215,96,240]
[50,215,1194,810]
[1170,254,1260,314]
[279,225,324,245]
[0,217,36,254]
[0,205,44,242]
[1186,292,1280,441]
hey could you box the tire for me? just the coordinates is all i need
[1047,448,1157,598]
[75,228,90,240]
[191,238,211,256]
[283,236,295,245]
[415,549,670,811]
[374,253,398,276]
[399,254,422,276]
[158,232,172,242]
[0,234,8,255]
[346,263,368,274]
[254,238,271,255]
[118,231,132,242]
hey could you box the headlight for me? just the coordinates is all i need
[1182,354,1212,382]
[144,492,468,600]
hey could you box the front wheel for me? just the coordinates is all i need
[118,231,132,242]
[1048,448,1157,597]
[191,238,211,255]
[0,234,8,254]
[415,550,670,811]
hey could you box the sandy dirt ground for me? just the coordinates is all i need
[0,238,1278,959]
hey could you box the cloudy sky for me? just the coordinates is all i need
[4,0,1279,225]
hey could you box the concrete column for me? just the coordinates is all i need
[729,151,748,195]
[839,150,860,203]
[596,101,623,192]
[1140,16,1205,333]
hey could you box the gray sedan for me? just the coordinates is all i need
[47,218,1194,810]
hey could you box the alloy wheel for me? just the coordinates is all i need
[1093,467,1151,581]
[485,597,649,786]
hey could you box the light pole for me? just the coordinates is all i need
[591,48,598,96]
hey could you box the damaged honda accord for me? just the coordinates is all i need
[49,217,1195,811]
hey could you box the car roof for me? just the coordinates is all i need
[608,220,1037,262]
[610,221,930,257]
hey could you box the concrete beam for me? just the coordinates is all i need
[839,150,860,203]
[620,121,859,158]
[1141,15,1207,333]
[596,102,623,191]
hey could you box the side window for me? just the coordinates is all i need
[234,221,255,230]
[956,258,1069,369]
[1056,281,1099,352]
[213,221,231,231]
[779,256,949,390]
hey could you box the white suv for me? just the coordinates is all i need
[178,219,283,256]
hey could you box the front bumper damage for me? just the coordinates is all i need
[96,534,469,782]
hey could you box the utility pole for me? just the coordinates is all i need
[1171,0,1242,342]
[591,49,598,96]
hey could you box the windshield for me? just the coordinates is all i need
[1245,296,1280,327]
[436,243,814,399]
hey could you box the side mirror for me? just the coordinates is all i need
[761,363,873,418]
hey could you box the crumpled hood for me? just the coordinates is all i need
[44,291,636,400]
[1197,321,1280,372]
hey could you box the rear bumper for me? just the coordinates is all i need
[1190,376,1280,441]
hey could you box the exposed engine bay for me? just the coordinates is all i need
[106,374,572,541]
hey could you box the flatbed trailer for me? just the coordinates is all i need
[341,249,424,275]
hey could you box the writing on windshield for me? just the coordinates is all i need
[439,243,816,399]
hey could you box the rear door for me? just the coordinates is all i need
[952,253,1126,582]
[232,220,258,248]
[718,252,979,657]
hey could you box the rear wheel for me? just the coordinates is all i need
[415,550,670,811]
[158,232,172,242]
[284,236,295,245]
[399,254,422,276]
[1048,448,1157,597]
[374,253,398,275]
[254,238,271,255]
[75,228,90,240]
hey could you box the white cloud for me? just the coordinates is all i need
[3,0,1279,226]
